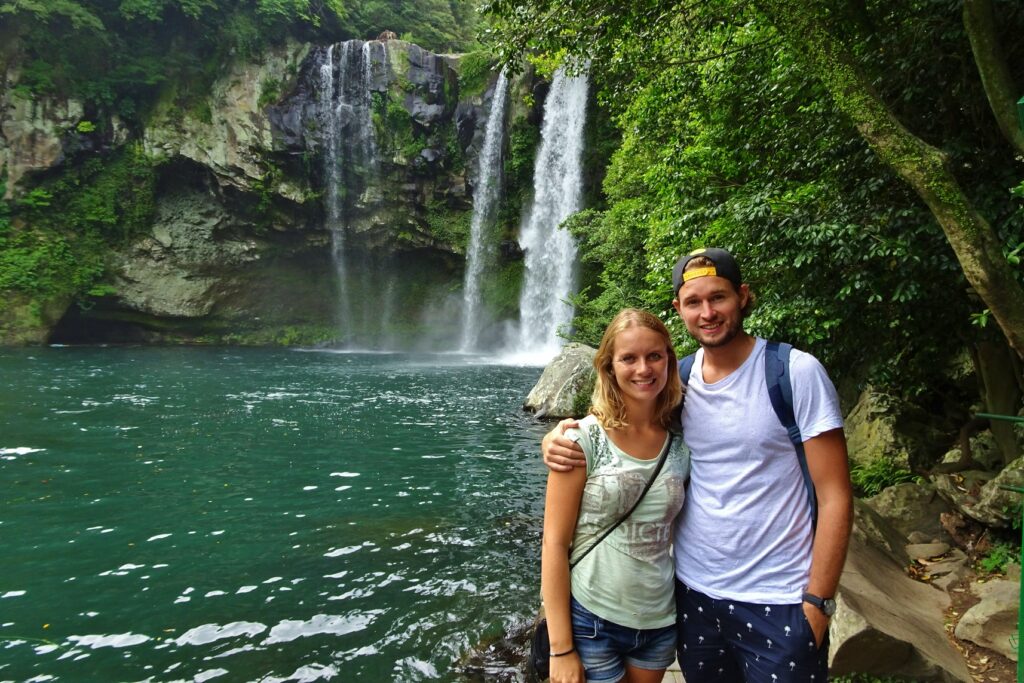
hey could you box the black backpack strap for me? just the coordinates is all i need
[678,354,696,386]
[764,341,817,529]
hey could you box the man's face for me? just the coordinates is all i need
[672,275,749,349]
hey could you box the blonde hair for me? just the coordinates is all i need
[590,309,683,430]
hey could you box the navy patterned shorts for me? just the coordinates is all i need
[675,579,829,682]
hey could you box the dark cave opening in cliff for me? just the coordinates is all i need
[48,300,165,345]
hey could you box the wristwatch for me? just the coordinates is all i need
[802,592,837,617]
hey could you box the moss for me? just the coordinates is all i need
[258,76,282,108]
[501,117,541,230]
[571,369,596,416]
[456,50,498,99]
[376,93,418,161]
[424,199,471,252]
[480,259,524,320]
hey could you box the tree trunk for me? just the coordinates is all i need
[963,0,1024,157]
[756,0,1024,359]
[976,339,1022,466]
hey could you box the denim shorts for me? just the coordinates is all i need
[570,596,677,682]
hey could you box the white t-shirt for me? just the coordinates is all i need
[566,415,690,629]
[674,338,843,603]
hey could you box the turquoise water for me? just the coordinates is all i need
[0,348,548,681]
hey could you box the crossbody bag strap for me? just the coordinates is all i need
[569,433,673,570]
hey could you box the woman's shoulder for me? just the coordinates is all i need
[566,414,602,439]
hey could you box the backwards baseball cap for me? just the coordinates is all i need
[672,247,743,294]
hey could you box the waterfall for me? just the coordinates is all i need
[316,40,380,343]
[514,66,589,360]
[459,71,510,352]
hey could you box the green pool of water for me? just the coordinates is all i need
[0,347,548,681]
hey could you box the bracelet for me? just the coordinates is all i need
[550,647,575,657]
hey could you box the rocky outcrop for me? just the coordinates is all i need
[954,570,1020,662]
[523,343,596,418]
[931,457,1024,528]
[844,385,910,468]
[144,41,311,201]
[865,482,953,543]
[0,83,83,198]
[830,505,972,682]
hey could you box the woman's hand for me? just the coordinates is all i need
[549,650,585,683]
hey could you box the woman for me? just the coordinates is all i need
[542,309,690,683]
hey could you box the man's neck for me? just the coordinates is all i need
[700,332,756,384]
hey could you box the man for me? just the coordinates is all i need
[542,247,853,682]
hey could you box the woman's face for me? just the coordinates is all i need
[609,326,669,406]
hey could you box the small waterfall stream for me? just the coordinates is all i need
[316,40,383,343]
[459,71,510,352]
[514,66,589,361]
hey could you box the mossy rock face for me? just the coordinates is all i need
[845,386,911,468]
[2,37,537,347]
[0,292,71,344]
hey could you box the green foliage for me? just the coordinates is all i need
[849,457,918,498]
[375,94,418,160]
[458,50,498,98]
[16,188,53,210]
[254,0,343,27]
[345,0,479,53]
[4,0,347,120]
[424,199,471,253]
[257,76,281,108]
[251,165,284,217]
[0,145,157,302]
[480,260,523,320]
[500,117,540,229]
[977,542,1019,574]
[0,0,105,31]
[485,0,1024,409]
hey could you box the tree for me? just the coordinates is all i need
[484,0,1024,469]
[753,0,1024,359]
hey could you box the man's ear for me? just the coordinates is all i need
[738,284,750,309]
[671,297,683,318]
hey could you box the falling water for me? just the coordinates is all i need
[459,71,510,352]
[514,66,589,361]
[317,40,381,342]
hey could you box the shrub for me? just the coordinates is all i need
[978,542,1020,574]
[849,456,918,497]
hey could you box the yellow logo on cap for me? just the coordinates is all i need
[683,267,717,281]
[689,248,707,256]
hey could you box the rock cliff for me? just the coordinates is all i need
[0,39,536,346]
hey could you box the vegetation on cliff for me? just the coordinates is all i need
[1,0,479,122]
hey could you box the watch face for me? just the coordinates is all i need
[822,599,837,616]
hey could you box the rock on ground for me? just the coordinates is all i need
[954,576,1020,662]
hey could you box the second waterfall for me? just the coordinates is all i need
[514,66,589,362]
